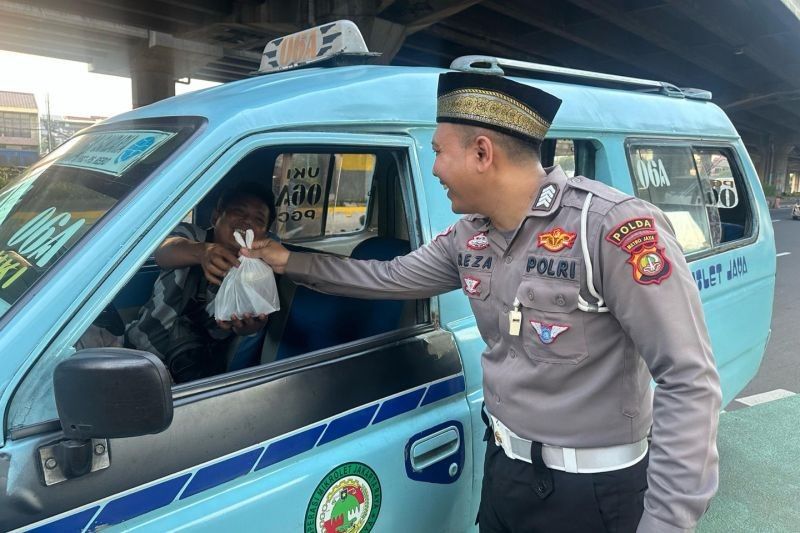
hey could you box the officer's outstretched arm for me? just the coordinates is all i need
[276,229,461,299]
[598,199,722,533]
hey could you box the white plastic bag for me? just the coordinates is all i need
[210,229,280,321]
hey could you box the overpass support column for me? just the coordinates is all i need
[769,141,795,195]
[130,50,176,108]
[751,143,770,184]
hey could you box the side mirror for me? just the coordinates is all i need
[54,348,173,439]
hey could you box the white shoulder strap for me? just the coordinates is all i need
[577,193,610,313]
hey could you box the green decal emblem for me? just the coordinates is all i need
[305,462,382,533]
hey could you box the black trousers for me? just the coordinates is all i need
[478,436,648,533]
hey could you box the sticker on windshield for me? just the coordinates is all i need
[305,462,382,533]
[55,130,175,177]
[7,207,86,269]
[0,250,30,290]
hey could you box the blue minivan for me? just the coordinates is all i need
[0,21,775,532]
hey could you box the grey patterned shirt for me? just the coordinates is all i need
[125,222,230,359]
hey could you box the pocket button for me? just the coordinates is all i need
[555,295,566,307]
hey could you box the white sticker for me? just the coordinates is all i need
[716,185,739,209]
[7,207,86,268]
[56,130,175,177]
[636,158,671,189]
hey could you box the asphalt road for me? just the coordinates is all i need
[729,206,800,407]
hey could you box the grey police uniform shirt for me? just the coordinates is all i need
[285,165,721,533]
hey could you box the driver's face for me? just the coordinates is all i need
[213,195,272,251]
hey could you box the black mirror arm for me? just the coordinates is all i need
[53,439,93,479]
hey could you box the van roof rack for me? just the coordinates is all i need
[450,55,712,101]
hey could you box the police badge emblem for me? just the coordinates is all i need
[463,275,481,296]
[537,227,577,252]
[606,217,672,285]
[467,232,489,250]
[530,321,570,344]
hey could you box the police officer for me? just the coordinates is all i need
[246,73,721,532]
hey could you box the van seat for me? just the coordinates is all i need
[274,237,410,360]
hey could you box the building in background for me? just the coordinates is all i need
[40,113,106,153]
[0,90,39,170]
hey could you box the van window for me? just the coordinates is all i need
[541,139,596,179]
[627,143,753,254]
[272,152,375,241]
[692,148,750,245]
[8,145,420,431]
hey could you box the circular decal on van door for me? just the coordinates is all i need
[304,462,382,533]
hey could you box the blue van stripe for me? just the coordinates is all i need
[373,388,426,425]
[256,424,326,471]
[420,375,466,406]
[26,374,466,531]
[28,507,99,533]
[180,448,263,500]
[318,404,379,445]
[89,474,190,530]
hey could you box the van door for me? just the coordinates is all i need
[1,133,476,532]
[624,140,775,403]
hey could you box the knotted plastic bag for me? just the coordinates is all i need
[210,229,280,321]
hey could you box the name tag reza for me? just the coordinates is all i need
[457,253,493,270]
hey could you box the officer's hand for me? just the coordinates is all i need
[217,313,269,336]
[200,243,240,285]
[242,238,290,274]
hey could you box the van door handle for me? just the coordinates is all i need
[409,426,460,472]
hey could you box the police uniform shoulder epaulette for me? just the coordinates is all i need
[563,176,632,216]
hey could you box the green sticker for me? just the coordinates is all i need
[305,462,382,533]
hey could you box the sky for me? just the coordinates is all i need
[0,50,219,118]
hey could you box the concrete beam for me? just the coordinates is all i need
[563,0,763,91]
[663,0,800,89]
[403,0,484,34]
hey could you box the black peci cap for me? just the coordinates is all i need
[436,72,562,143]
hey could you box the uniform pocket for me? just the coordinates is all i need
[516,279,587,364]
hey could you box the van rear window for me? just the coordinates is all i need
[627,143,752,254]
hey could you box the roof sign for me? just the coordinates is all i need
[257,20,378,74]
[55,130,175,177]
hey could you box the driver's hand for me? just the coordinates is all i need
[201,243,240,285]
[217,313,269,336]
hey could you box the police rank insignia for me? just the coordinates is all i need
[467,232,489,250]
[463,275,482,296]
[605,217,672,285]
[537,227,577,252]
[530,321,569,344]
[533,183,558,211]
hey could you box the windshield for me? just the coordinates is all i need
[0,119,202,319]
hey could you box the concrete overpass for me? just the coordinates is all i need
[1,0,799,190]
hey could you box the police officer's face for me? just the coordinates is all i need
[432,123,484,214]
